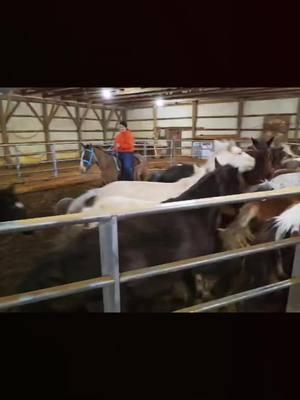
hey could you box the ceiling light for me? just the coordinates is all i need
[155,98,164,107]
[101,89,112,99]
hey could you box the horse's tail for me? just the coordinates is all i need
[54,197,74,215]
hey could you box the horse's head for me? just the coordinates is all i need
[0,185,27,222]
[214,160,242,196]
[246,137,275,180]
[270,146,288,169]
[80,143,97,173]
[213,141,255,173]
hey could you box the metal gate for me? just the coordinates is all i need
[0,187,300,312]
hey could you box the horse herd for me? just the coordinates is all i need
[1,137,300,312]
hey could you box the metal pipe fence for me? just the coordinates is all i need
[0,187,300,312]
[0,139,300,182]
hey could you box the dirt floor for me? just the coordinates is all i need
[0,156,197,190]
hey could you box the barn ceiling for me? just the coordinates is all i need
[3,87,300,107]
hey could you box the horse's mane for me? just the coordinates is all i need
[164,164,237,203]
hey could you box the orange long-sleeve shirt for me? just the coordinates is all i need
[114,130,135,152]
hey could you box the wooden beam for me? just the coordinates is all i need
[0,99,11,164]
[295,98,300,140]
[48,104,59,124]
[237,99,244,138]
[74,104,82,146]
[121,109,127,123]
[26,102,43,126]
[5,101,20,123]
[78,101,92,130]
[192,100,198,138]
[91,108,106,141]
[101,109,107,141]
[60,104,77,126]
[4,97,11,120]
[42,103,52,161]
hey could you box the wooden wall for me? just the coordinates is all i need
[0,97,124,166]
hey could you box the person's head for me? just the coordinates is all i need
[119,121,127,132]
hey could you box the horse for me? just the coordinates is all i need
[270,143,300,170]
[202,200,300,312]
[64,140,255,215]
[16,163,244,312]
[0,186,27,222]
[256,171,300,190]
[148,164,196,183]
[80,144,148,183]
[242,137,275,185]
[148,137,275,187]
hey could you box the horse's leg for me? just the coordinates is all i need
[275,249,288,279]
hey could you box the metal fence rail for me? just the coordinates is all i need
[1,139,299,183]
[0,187,300,312]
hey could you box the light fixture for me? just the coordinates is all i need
[101,88,112,99]
[155,98,164,107]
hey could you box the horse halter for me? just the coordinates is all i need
[82,147,98,168]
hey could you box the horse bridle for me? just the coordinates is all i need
[82,146,99,168]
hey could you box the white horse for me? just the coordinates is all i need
[65,140,255,215]
[257,172,300,191]
[274,202,300,240]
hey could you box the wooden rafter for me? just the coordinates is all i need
[26,102,43,126]
[5,101,20,122]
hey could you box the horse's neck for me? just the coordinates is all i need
[94,148,114,169]
[176,164,207,188]
[172,173,219,202]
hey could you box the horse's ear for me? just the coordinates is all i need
[251,138,259,149]
[267,136,275,147]
[215,157,222,169]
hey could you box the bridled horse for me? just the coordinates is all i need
[80,144,148,183]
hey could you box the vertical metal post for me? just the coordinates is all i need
[286,244,300,312]
[295,98,300,140]
[98,216,121,312]
[169,140,174,166]
[143,141,147,158]
[14,146,22,178]
[50,143,58,177]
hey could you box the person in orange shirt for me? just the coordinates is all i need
[114,121,135,180]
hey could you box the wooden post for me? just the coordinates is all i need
[192,100,198,138]
[78,101,92,141]
[102,109,107,141]
[153,105,159,157]
[0,99,10,165]
[294,98,300,140]
[42,103,51,161]
[237,99,244,138]
[121,109,127,124]
[42,103,59,161]
[74,104,81,140]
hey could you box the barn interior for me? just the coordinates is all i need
[1,87,300,312]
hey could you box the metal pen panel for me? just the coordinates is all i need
[286,244,300,312]
[98,217,121,312]
[175,279,295,313]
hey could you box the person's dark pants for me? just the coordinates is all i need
[118,152,134,180]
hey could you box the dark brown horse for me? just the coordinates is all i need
[243,137,274,186]
[16,163,243,312]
